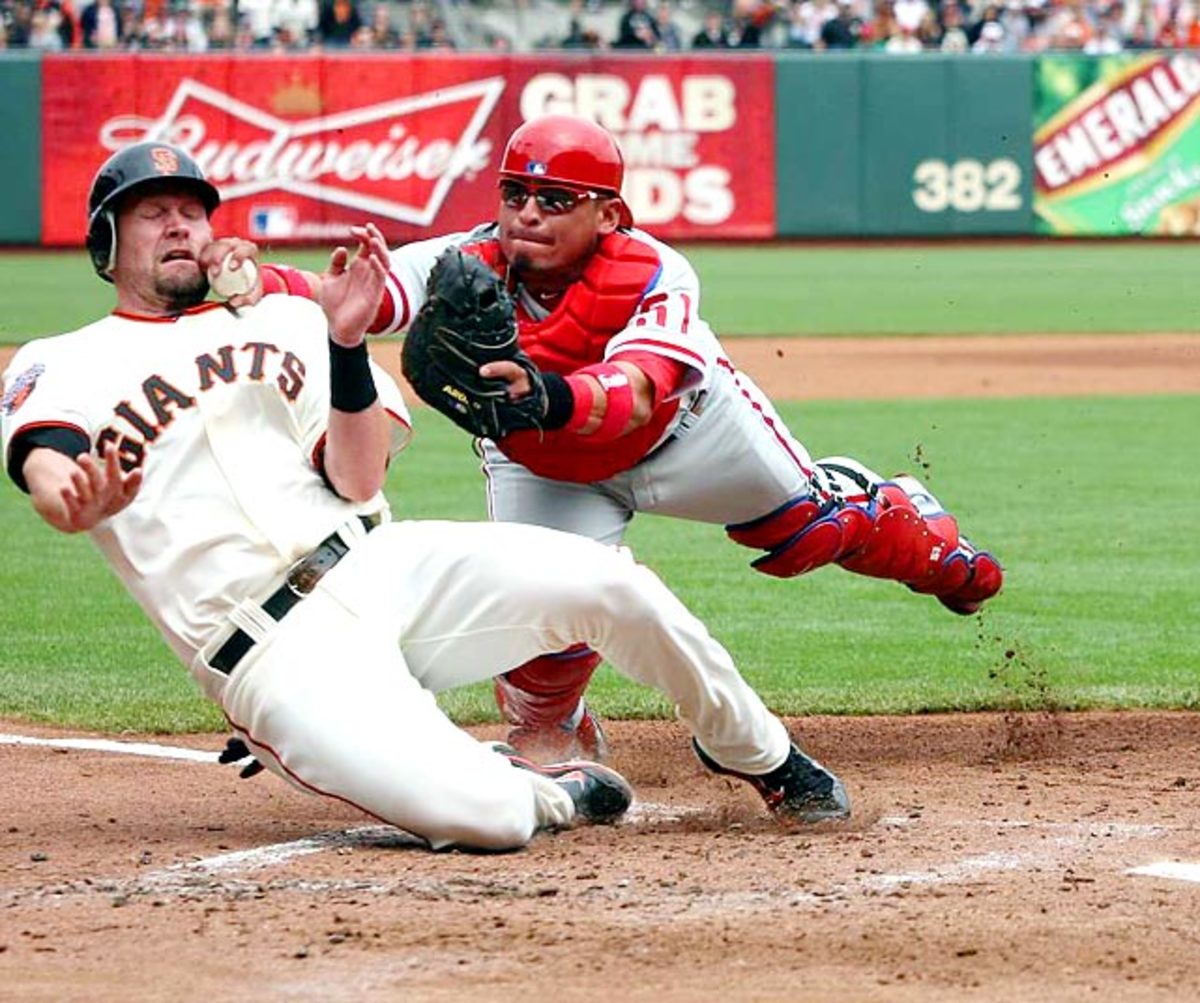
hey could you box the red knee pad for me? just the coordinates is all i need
[493,647,602,728]
[726,497,823,550]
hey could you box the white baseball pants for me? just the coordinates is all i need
[199,520,790,851]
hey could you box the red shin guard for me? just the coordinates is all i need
[728,478,1004,612]
[838,482,1003,614]
[728,497,873,579]
[838,485,959,584]
[493,647,602,728]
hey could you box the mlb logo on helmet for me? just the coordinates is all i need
[526,161,548,176]
[151,147,181,175]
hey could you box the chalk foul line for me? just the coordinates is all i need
[0,732,218,763]
[1127,861,1200,885]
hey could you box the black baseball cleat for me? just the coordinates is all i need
[489,742,633,825]
[693,739,851,825]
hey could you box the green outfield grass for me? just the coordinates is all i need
[5,242,1200,341]
[1,394,1196,733]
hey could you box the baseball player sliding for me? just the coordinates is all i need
[0,142,852,850]
[259,115,1004,765]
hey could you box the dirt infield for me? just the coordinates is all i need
[3,715,1198,1002]
[2,333,1199,1002]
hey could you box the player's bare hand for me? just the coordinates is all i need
[201,238,263,308]
[322,223,389,347]
[26,444,142,534]
[479,360,533,399]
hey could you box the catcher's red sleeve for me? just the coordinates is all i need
[259,264,315,299]
[608,350,687,409]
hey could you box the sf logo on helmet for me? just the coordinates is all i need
[151,147,181,175]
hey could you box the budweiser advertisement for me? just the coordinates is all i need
[42,54,775,246]
[1034,53,1200,235]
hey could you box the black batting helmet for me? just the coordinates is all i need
[86,142,220,283]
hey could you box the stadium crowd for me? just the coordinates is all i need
[0,0,1194,54]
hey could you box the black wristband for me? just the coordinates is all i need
[7,425,91,494]
[541,372,575,430]
[329,338,378,413]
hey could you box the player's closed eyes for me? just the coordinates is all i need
[140,203,205,221]
[498,181,602,214]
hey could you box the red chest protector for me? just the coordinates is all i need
[463,234,680,483]
[463,232,661,373]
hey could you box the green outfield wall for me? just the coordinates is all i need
[0,54,42,245]
[775,55,1034,236]
[1,51,1196,244]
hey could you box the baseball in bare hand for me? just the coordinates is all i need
[211,252,258,300]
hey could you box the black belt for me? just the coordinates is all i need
[210,516,378,675]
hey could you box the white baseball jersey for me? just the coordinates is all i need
[0,296,412,673]
[2,292,794,850]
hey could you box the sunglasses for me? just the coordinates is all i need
[498,180,607,214]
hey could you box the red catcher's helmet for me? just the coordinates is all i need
[500,115,634,228]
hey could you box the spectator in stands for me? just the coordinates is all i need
[994,0,1031,49]
[562,15,606,47]
[892,0,928,34]
[27,0,64,48]
[236,0,274,46]
[867,0,897,45]
[654,1,683,48]
[425,16,455,47]
[884,22,923,48]
[276,0,319,47]
[561,13,587,46]
[485,29,511,50]
[80,0,121,46]
[3,0,32,45]
[1174,2,1200,44]
[785,0,835,47]
[691,8,731,45]
[730,0,782,46]
[966,2,1000,44]
[972,17,1006,47]
[207,4,235,47]
[317,0,362,46]
[820,0,862,46]
[1084,11,1124,48]
[1041,0,1092,48]
[1124,9,1156,47]
[58,0,79,45]
[147,0,204,50]
[614,0,658,47]
[937,1,970,48]
[407,1,433,46]
[368,2,399,46]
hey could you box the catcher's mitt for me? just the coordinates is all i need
[401,247,548,440]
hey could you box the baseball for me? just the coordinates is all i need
[211,253,258,299]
